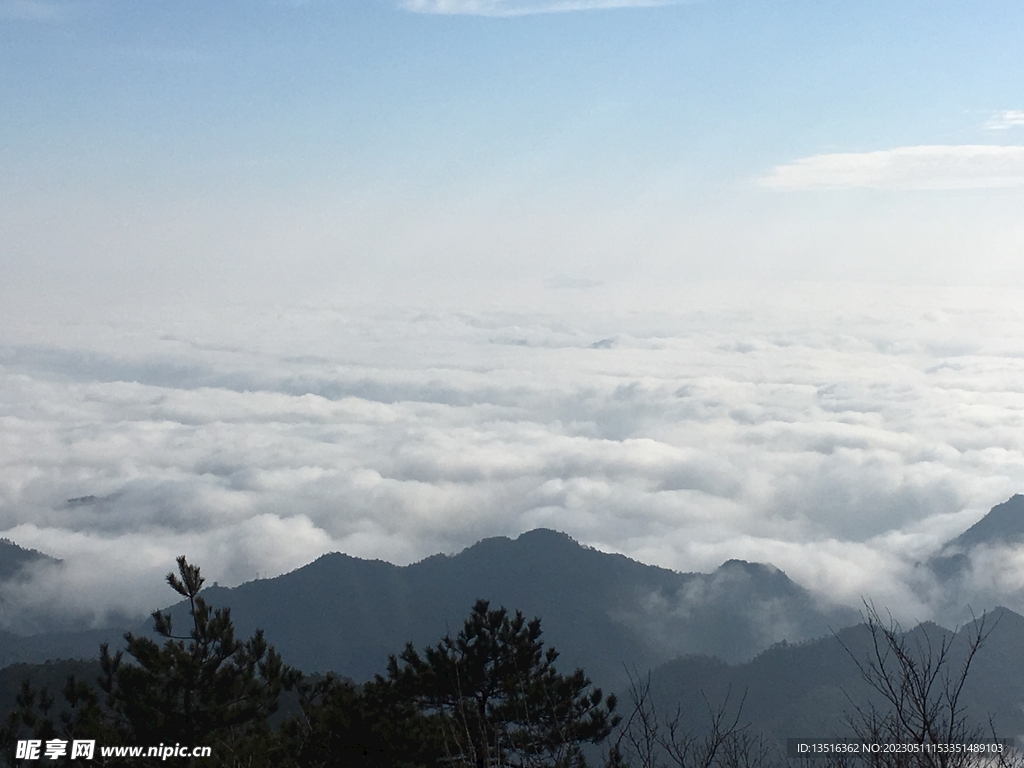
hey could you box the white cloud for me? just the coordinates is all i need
[986,110,1024,131]
[399,0,678,17]
[2,284,1024,630]
[760,145,1024,190]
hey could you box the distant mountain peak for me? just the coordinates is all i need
[0,539,60,582]
[515,528,578,544]
[0,526,860,687]
[424,529,617,573]
[944,494,1024,552]
[926,495,1024,582]
[470,528,582,551]
[718,559,782,575]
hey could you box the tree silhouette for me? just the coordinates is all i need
[385,599,619,768]
[835,604,1008,768]
[3,569,624,767]
[100,556,299,758]
[2,556,298,767]
[278,672,442,768]
[607,670,773,768]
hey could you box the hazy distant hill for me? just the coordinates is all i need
[642,606,1024,748]
[6,606,1023,751]
[930,495,1024,580]
[0,538,59,582]
[0,530,857,688]
[163,529,855,687]
[0,659,101,720]
[949,495,1024,549]
[4,522,1024,742]
[0,627,126,670]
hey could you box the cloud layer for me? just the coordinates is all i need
[761,145,1024,190]
[2,284,1024,631]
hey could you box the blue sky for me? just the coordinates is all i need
[2,0,1024,298]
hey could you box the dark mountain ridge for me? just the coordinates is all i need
[0,529,856,688]
[170,529,856,687]
[0,538,59,582]
[929,494,1024,581]
[947,495,1024,550]
[4,511,1024,742]
[11,492,1024,690]
[643,606,1024,749]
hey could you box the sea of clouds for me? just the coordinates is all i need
[2,281,1024,633]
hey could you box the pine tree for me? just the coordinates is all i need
[2,556,299,767]
[99,556,300,761]
[278,672,442,768]
[385,599,619,768]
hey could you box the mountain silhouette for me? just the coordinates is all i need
[0,538,58,583]
[642,607,1024,749]
[0,530,856,688]
[946,494,1024,550]
[166,529,855,686]
[4,524,1024,740]
[930,495,1024,580]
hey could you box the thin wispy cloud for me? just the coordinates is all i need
[986,110,1024,131]
[399,0,679,17]
[761,145,1024,190]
